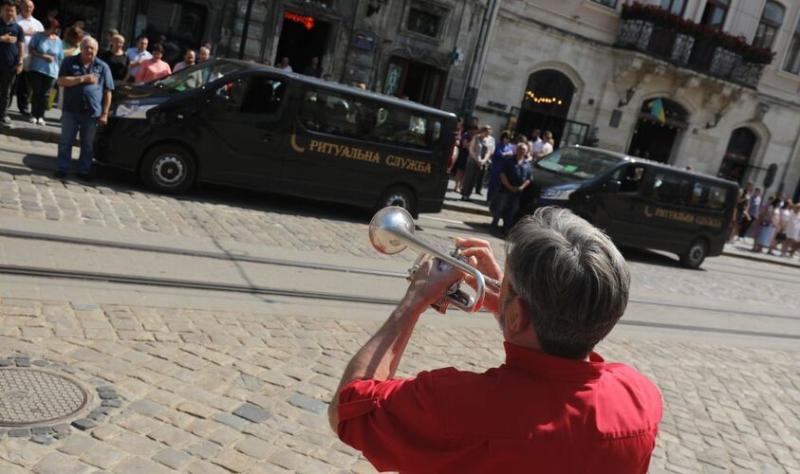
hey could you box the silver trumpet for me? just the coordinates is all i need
[368,206,500,313]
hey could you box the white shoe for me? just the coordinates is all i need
[29,117,37,124]
[37,118,45,126]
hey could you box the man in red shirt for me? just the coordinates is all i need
[329,207,662,473]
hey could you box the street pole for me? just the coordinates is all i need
[462,0,500,119]
[239,0,256,60]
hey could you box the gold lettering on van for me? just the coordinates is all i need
[307,139,381,163]
[303,138,434,172]
[386,155,432,174]
[643,206,723,228]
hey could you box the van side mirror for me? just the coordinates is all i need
[604,180,621,193]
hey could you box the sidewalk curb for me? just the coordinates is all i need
[442,201,491,217]
[721,249,800,269]
[0,126,60,144]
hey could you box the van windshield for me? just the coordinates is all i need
[153,61,242,93]
[535,148,622,180]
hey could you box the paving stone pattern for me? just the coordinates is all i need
[0,297,798,473]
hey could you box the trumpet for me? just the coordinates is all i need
[368,206,501,313]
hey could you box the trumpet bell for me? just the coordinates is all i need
[369,206,416,255]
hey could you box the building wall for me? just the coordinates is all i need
[475,0,800,198]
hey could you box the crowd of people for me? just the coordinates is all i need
[448,116,555,236]
[0,0,215,130]
[732,182,800,258]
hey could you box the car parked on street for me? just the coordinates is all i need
[519,146,738,268]
[95,59,457,217]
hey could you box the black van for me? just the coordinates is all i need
[519,146,738,268]
[95,59,457,217]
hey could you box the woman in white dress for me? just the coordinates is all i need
[752,197,780,253]
[781,202,800,257]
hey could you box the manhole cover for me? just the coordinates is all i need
[0,368,88,427]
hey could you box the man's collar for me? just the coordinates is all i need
[503,342,604,382]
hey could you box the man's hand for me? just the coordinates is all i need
[401,256,464,314]
[15,63,22,74]
[455,238,503,315]
[0,34,15,44]
[83,74,98,85]
[98,113,108,126]
[42,54,55,63]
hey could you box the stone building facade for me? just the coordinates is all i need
[474,0,800,199]
[49,0,494,113]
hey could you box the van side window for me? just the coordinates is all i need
[368,108,439,149]
[299,90,361,138]
[298,88,441,149]
[651,173,690,205]
[240,77,286,115]
[690,182,727,209]
[619,165,646,193]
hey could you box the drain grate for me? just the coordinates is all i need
[0,368,88,427]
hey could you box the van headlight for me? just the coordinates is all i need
[114,103,158,119]
[541,185,577,201]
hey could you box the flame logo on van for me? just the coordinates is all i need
[290,134,306,153]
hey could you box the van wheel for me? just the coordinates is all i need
[680,238,708,269]
[378,186,417,217]
[140,144,196,194]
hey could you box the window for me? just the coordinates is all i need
[299,90,362,138]
[700,0,729,29]
[619,166,646,193]
[651,173,690,205]
[240,77,286,115]
[155,61,241,92]
[690,182,727,209]
[407,8,442,37]
[659,0,686,16]
[134,0,208,65]
[753,1,784,49]
[590,0,617,8]
[366,105,440,149]
[298,89,442,149]
[784,18,800,74]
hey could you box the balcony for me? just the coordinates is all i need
[615,4,774,89]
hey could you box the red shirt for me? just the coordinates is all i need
[337,342,662,473]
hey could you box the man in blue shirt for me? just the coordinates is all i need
[490,142,533,236]
[0,0,24,128]
[55,36,114,180]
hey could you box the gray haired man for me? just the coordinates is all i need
[330,207,662,473]
[55,36,114,180]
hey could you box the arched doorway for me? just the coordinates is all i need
[516,70,576,146]
[627,98,688,163]
[718,127,758,184]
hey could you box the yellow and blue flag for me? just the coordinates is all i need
[649,99,666,123]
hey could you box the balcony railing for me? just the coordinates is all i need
[616,17,769,89]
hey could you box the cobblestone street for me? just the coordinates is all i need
[0,137,798,472]
[0,298,798,473]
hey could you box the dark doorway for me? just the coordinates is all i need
[628,98,688,163]
[133,0,207,66]
[382,57,445,107]
[35,0,105,38]
[516,70,575,147]
[718,127,757,184]
[275,11,330,75]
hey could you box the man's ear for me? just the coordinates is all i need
[506,297,531,334]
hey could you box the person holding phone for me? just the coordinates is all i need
[54,36,113,181]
